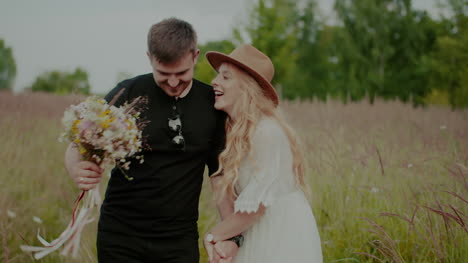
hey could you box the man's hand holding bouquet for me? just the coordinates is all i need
[21,91,147,259]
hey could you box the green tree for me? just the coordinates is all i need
[198,0,465,108]
[283,0,328,100]
[30,67,91,95]
[0,39,17,90]
[195,40,235,84]
[334,0,437,105]
[428,0,468,108]
[233,0,311,99]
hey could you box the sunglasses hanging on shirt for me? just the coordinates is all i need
[168,103,185,151]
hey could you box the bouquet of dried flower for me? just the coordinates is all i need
[21,91,147,259]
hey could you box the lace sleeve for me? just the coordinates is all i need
[234,118,287,213]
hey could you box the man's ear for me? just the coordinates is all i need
[193,49,201,63]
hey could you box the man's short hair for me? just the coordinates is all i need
[147,18,198,63]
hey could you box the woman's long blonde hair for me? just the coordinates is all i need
[213,63,308,202]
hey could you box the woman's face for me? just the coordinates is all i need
[211,64,243,117]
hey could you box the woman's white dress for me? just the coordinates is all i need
[232,117,323,263]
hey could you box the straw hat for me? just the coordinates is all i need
[205,44,279,106]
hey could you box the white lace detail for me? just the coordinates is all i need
[234,118,287,213]
[230,117,323,262]
[234,156,280,213]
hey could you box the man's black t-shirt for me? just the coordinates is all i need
[100,73,225,238]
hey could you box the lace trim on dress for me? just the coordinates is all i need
[234,170,280,213]
[234,119,283,213]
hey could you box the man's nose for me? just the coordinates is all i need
[168,77,179,87]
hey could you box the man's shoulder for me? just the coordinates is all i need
[105,73,153,103]
[118,73,154,89]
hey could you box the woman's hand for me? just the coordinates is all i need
[214,240,238,262]
[204,234,221,263]
[204,233,239,263]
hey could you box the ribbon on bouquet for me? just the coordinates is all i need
[20,186,102,260]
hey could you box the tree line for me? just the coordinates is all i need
[1,0,466,108]
[195,0,467,108]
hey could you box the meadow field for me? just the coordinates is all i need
[0,90,466,262]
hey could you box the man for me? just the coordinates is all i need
[65,17,238,263]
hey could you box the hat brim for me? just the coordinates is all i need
[205,51,279,107]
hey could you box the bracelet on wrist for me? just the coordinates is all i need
[227,234,244,247]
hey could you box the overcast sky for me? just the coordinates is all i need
[1,0,441,94]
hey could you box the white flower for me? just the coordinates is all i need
[60,95,145,179]
[102,130,113,139]
[61,109,76,129]
[33,216,43,224]
[370,187,379,193]
[7,210,16,218]
[121,161,131,170]
[328,56,339,64]
[440,125,447,130]
[407,163,413,168]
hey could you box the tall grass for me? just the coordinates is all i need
[1,91,466,262]
[283,100,467,262]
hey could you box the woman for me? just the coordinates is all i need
[203,44,323,263]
